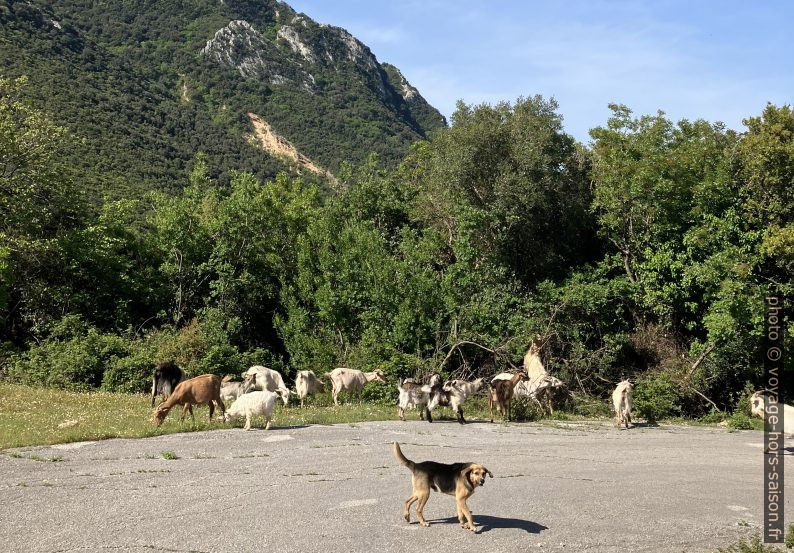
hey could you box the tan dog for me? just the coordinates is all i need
[392,442,492,532]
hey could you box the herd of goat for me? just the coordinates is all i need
[149,344,784,432]
[149,344,572,429]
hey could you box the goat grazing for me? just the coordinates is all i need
[612,380,633,429]
[397,378,432,421]
[295,370,324,408]
[150,361,185,407]
[224,389,287,430]
[220,375,246,403]
[323,368,385,405]
[241,366,290,406]
[488,371,528,423]
[153,374,224,427]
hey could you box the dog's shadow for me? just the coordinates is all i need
[428,515,547,534]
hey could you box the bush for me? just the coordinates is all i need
[101,349,155,393]
[734,381,756,416]
[510,397,544,422]
[727,412,763,431]
[568,393,612,418]
[7,316,130,390]
[700,407,726,424]
[633,373,681,422]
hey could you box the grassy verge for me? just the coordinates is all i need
[0,383,762,450]
[716,525,794,551]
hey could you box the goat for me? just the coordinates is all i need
[494,373,564,416]
[488,371,528,423]
[521,375,564,415]
[444,377,485,399]
[523,342,546,380]
[224,389,287,430]
[241,366,290,406]
[323,368,385,405]
[152,374,224,427]
[150,361,185,407]
[750,391,794,436]
[612,380,633,429]
[397,378,432,421]
[220,375,246,403]
[426,374,471,424]
[295,370,324,408]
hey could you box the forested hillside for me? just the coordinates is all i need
[0,3,791,418]
[0,0,445,198]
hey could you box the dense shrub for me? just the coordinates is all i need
[633,373,681,422]
[7,316,129,391]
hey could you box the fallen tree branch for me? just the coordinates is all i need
[687,344,715,379]
[688,386,720,411]
[438,340,519,372]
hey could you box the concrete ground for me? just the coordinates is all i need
[0,419,788,552]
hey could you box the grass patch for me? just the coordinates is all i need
[0,382,230,450]
[717,534,786,552]
[160,451,178,460]
[717,525,794,552]
[0,382,763,450]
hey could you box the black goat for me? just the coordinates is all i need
[151,361,186,407]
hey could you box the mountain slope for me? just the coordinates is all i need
[0,0,446,197]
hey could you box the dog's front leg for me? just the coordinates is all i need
[456,502,466,528]
[456,497,476,531]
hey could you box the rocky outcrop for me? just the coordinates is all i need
[201,20,315,91]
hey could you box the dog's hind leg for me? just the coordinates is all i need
[415,491,431,527]
[403,494,418,523]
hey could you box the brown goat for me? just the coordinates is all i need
[488,371,528,423]
[153,374,225,427]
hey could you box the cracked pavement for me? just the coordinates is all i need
[0,420,787,552]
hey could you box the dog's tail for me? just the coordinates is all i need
[392,442,415,470]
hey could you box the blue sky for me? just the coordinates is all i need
[287,0,793,143]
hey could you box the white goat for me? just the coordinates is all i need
[523,342,546,381]
[514,375,564,415]
[751,391,794,436]
[323,368,385,405]
[612,380,633,429]
[224,390,287,430]
[295,370,324,408]
[241,366,290,406]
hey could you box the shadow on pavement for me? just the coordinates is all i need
[428,515,548,534]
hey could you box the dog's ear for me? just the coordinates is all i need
[484,467,494,478]
[462,466,475,483]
